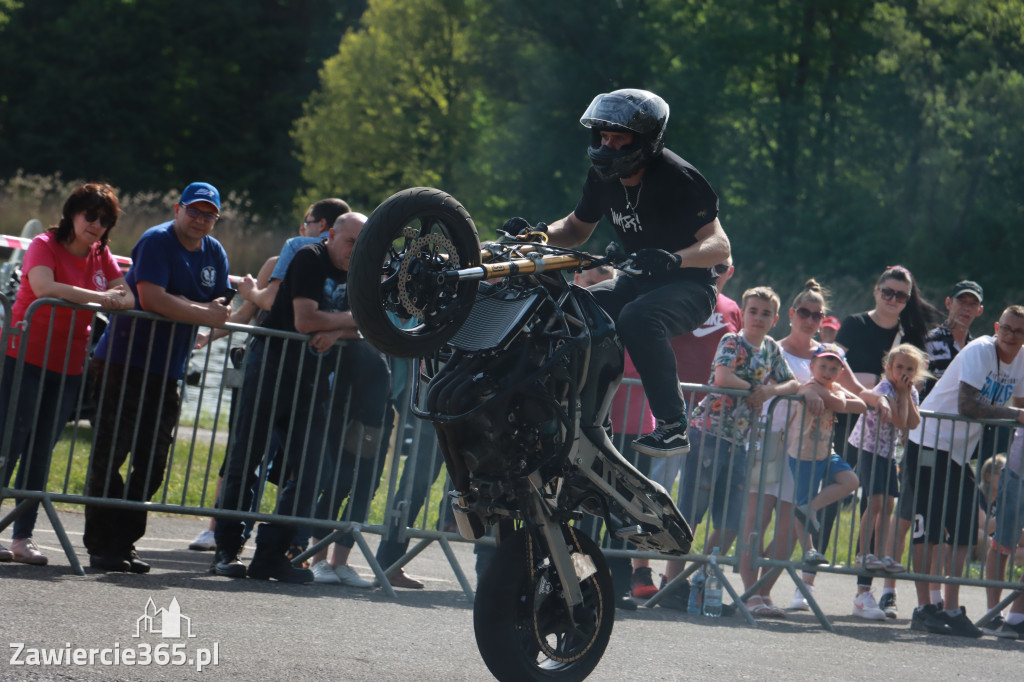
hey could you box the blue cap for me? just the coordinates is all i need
[179,182,221,211]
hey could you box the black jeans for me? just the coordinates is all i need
[589,273,716,422]
[214,338,333,553]
[83,360,180,557]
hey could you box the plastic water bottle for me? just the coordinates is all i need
[703,548,723,618]
[687,571,705,614]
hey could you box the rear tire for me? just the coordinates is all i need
[473,526,614,682]
[348,187,480,358]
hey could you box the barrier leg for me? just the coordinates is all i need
[350,526,396,598]
[786,565,833,632]
[438,536,475,599]
[976,589,1024,628]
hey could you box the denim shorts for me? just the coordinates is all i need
[788,453,853,507]
[993,467,1024,554]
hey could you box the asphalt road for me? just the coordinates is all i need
[1,508,1020,681]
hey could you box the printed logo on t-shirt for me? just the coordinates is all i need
[322,279,347,312]
[980,373,1017,406]
[609,208,642,233]
[200,266,217,290]
[92,271,108,291]
[692,312,729,338]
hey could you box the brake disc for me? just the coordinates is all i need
[397,227,461,319]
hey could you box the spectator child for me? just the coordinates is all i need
[819,316,840,344]
[848,344,928,576]
[685,287,798,567]
[787,343,866,564]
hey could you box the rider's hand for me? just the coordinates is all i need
[502,217,547,238]
[629,248,682,275]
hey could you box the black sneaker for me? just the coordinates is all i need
[632,419,690,457]
[878,592,898,619]
[945,606,983,638]
[89,554,130,572]
[995,618,1024,640]
[248,553,314,583]
[910,604,950,634]
[616,595,639,611]
[980,615,1006,636]
[212,549,247,579]
[657,576,691,611]
[630,566,659,599]
[126,550,151,574]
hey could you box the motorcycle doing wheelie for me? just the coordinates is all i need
[348,187,694,682]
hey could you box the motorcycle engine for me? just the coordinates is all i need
[427,332,572,479]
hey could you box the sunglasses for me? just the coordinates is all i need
[82,210,116,229]
[879,287,910,304]
[795,307,824,322]
[182,205,220,225]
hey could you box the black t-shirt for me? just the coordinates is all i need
[574,148,719,273]
[836,312,902,379]
[263,242,348,335]
[921,324,972,398]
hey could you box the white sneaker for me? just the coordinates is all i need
[333,564,373,588]
[312,561,341,584]
[789,584,814,611]
[852,590,887,620]
[188,529,216,551]
[881,555,906,573]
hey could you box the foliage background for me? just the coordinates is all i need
[2,0,1023,330]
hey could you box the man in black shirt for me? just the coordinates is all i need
[544,89,731,457]
[213,213,386,582]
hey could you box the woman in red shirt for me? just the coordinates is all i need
[1,183,133,565]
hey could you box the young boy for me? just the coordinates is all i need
[787,343,867,564]
[683,287,800,560]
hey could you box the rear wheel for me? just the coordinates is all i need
[473,526,614,682]
[348,187,480,358]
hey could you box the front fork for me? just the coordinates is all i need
[525,472,586,609]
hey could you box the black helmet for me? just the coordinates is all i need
[580,88,669,180]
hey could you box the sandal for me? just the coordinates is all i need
[746,595,786,618]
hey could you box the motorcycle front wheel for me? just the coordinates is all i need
[473,526,614,682]
[348,187,481,358]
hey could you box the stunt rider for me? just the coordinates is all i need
[539,88,731,457]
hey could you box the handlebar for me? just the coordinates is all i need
[439,238,635,284]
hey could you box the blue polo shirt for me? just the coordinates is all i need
[94,221,229,379]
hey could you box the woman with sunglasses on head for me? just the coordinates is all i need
[0,183,133,566]
[831,265,941,617]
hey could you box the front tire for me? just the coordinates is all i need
[473,526,614,682]
[348,187,481,358]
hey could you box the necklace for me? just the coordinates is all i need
[622,180,643,212]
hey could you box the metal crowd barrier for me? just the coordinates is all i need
[1,292,1022,626]
[0,295,398,593]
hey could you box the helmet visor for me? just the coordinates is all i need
[580,93,655,134]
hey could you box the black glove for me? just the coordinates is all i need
[630,248,682,275]
[502,216,547,237]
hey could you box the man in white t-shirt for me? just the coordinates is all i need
[902,305,1024,637]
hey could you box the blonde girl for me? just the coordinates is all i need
[848,343,930,573]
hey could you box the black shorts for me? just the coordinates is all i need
[857,451,899,498]
[898,440,979,546]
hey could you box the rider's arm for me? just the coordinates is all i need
[545,212,598,248]
[670,217,731,269]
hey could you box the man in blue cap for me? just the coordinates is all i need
[84,182,233,573]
